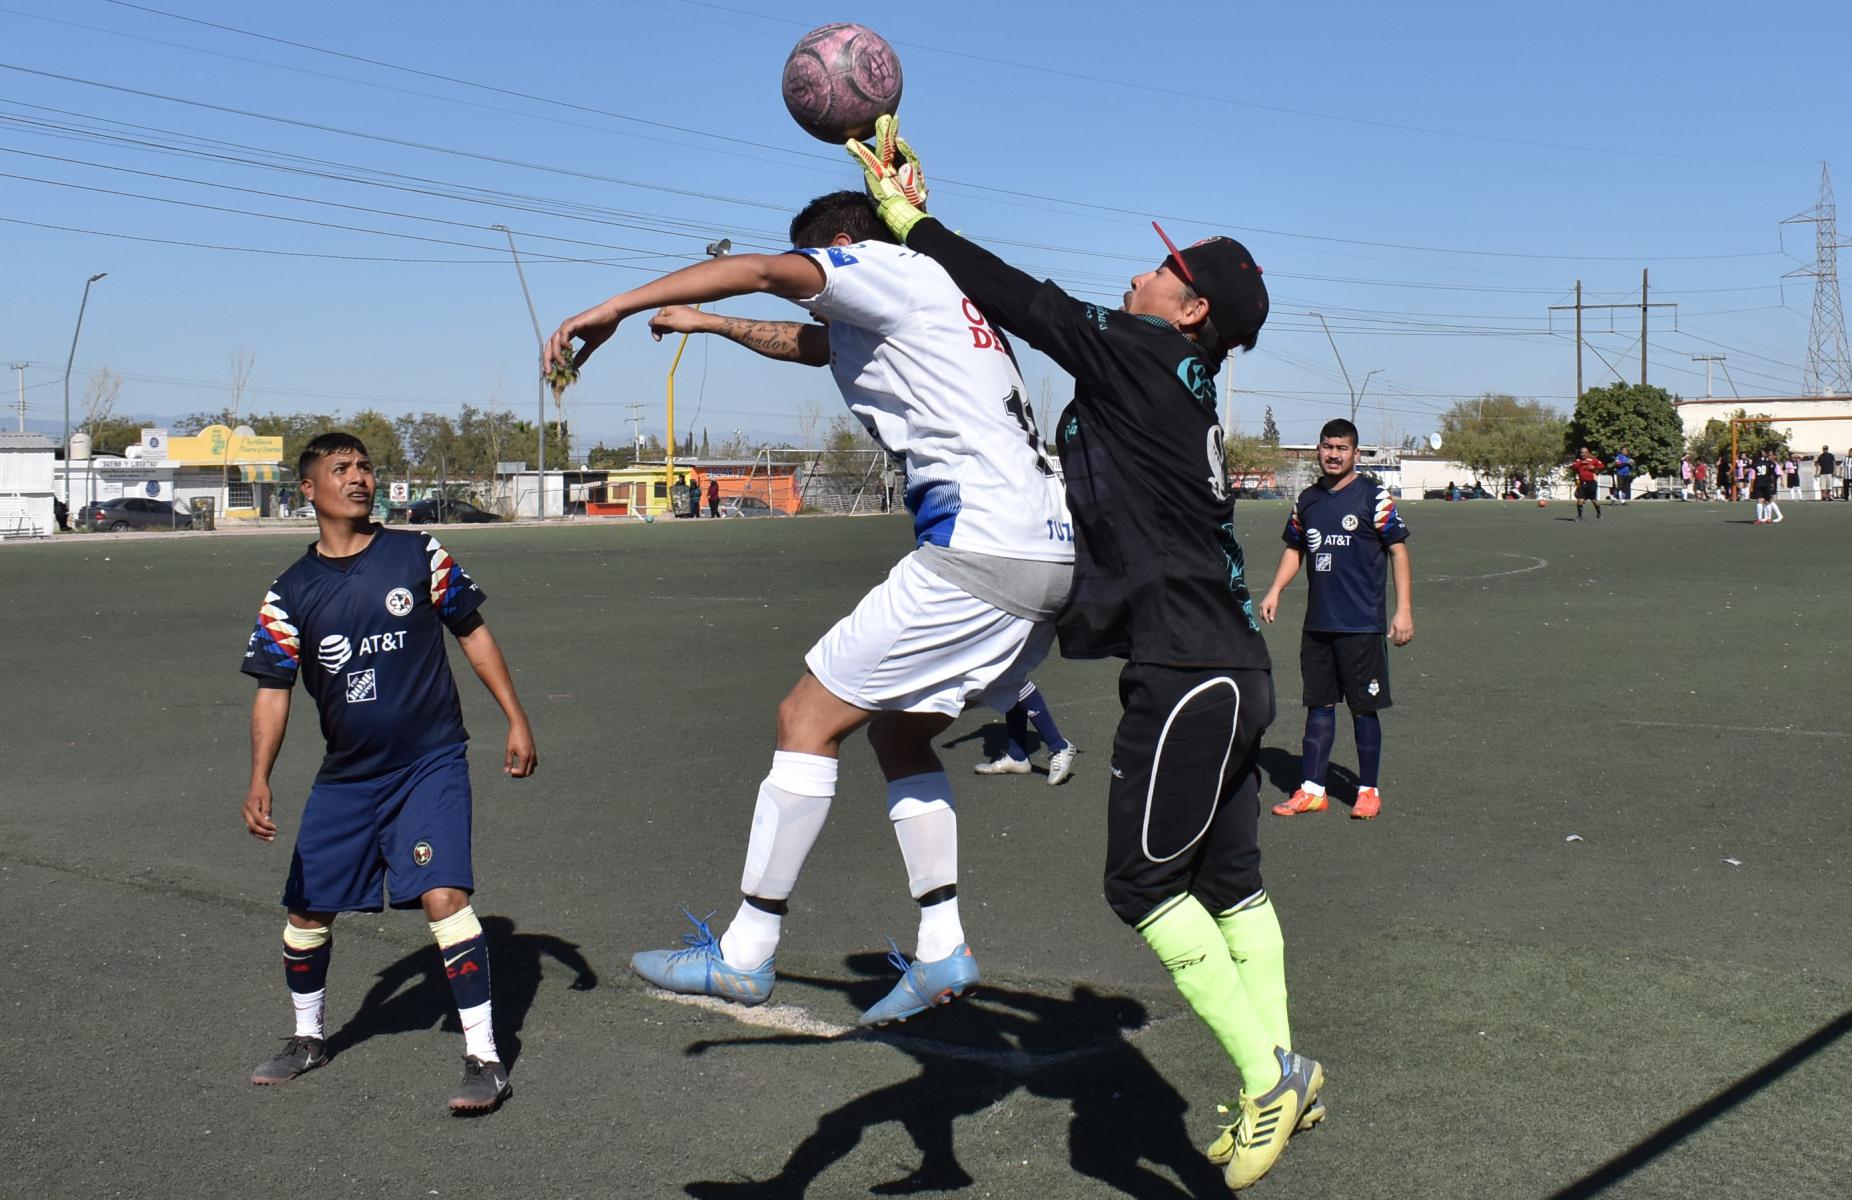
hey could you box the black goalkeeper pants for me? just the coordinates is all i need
[1103,663,1275,927]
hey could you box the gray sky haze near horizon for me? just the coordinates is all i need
[4,0,1848,454]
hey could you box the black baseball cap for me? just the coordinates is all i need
[1153,221,1270,357]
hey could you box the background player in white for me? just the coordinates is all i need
[545,190,1072,1025]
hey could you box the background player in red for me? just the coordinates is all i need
[1570,447,1605,521]
[241,432,537,1113]
[1260,418,1413,820]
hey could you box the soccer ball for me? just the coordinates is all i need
[1536,498,1548,508]
[781,23,903,143]
[643,514,655,524]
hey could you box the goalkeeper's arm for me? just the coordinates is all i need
[648,307,830,366]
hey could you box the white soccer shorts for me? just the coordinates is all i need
[805,553,1056,717]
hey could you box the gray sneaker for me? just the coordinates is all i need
[251,1035,327,1085]
[447,1056,512,1113]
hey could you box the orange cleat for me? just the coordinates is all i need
[1272,789,1328,817]
[1352,787,1383,819]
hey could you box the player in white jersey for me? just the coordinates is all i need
[545,191,1072,1025]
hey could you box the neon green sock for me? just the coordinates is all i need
[1138,894,1282,1092]
[1216,891,1290,1053]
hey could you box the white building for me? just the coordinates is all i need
[0,432,57,537]
[1675,396,1852,466]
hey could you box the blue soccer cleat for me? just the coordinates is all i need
[858,939,980,1027]
[631,908,775,1007]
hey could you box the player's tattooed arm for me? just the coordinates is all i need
[648,307,830,366]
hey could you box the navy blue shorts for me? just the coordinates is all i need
[284,742,475,913]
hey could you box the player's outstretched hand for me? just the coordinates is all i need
[1258,592,1280,624]
[649,305,712,342]
[847,114,928,240]
[544,302,620,378]
[504,719,538,778]
[243,783,277,841]
[1389,611,1414,646]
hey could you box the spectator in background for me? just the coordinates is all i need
[707,478,721,518]
[1785,455,1801,501]
[1817,446,1838,501]
[1842,447,1851,500]
[1693,458,1710,500]
[1679,456,1692,500]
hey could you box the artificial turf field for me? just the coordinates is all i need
[3,499,1848,1199]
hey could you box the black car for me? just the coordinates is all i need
[80,496,194,532]
[387,498,501,525]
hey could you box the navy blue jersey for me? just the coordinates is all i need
[241,527,486,782]
[1283,476,1409,634]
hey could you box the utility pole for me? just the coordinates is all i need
[1691,355,1725,399]
[1551,277,1674,390]
[9,362,26,432]
[1640,268,1650,385]
[625,402,646,457]
[491,225,549,520]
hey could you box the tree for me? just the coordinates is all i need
[1438,394,1568,487]
[821,413,875,476]
[1260,406,1280,445]
[1223,434,1284,491]
[1686,409,1788,466]
[1564,383,1683,476]
[701,428,711,458]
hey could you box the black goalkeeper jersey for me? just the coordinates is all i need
[907,219,1270,671]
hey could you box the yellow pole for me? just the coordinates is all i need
[665,308,699,514]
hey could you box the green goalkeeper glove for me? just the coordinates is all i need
[847,114,929,241]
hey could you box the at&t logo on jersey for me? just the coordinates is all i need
[385,587,415,617]
[319,634,353,673]
[1305,527,1324,553]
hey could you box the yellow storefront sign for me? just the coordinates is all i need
[167,424,284,466]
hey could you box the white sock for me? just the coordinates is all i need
[887,772,963,958]
[1300,780,1327,797]
[719,901,783,971]
[458,999,498,1062]
[291,988,325,1038]
[916,897,964,962]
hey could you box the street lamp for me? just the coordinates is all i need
[1306,310,1363,423]
[61,271,107,506]
[490,225,548,520]
[665,238,731,510]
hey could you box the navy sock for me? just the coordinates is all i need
[1004,705,1031,761]
[1021,687,1069,752]
[1354,712,1383,788]
[1302,706,1336,788]
[285,939,331,997]
[440,934,492,1010]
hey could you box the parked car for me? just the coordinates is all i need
[80,496,194,532]
[1422,483,1493,500]
[386,498,501,524]
[718,496,779,518]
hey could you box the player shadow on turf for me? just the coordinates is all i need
[322,916,597,1068]
[1256,746,1361,810]
[680,955,1226,1199]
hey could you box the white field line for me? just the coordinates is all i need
[1424,553,1549,584]
[647,988,1174,1072]
[1618,719,1848,740]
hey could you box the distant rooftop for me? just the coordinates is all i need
[0,432,55,450]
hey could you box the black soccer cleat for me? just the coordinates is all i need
[251,1035,328,1085]
[447,1055,512,1113]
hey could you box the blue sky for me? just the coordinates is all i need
[3,0,1848,452]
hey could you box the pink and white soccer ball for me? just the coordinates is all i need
[781,22,903,143]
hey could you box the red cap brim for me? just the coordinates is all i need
[1151,220,1196,285]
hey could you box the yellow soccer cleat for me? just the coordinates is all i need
[1213,1048,1325,1190]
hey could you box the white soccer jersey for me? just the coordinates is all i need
[796,240,1072,564]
